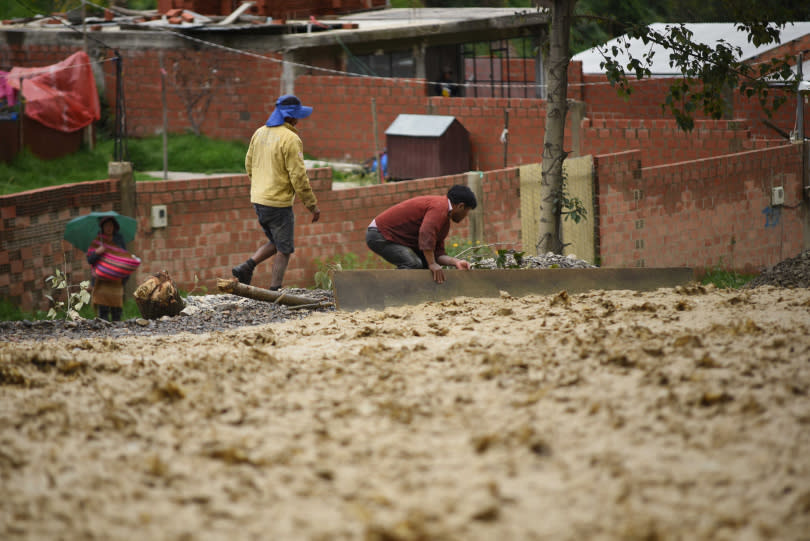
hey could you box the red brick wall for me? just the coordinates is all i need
[294,75,564,172]
[3,144,807,313]
[596,144,807,273]
[0,180,121,312]
[8,43,801,173]
[117,48,284,140]
[578,69,807,142]
[1,168,520,313]
[580,117,759,167]
[135,167,520,295]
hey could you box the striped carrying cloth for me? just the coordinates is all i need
[88,239,141,281]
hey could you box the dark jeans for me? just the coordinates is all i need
[366,227,426,269]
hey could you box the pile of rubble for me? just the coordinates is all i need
[468,251,597,270]
[746,250,810,289]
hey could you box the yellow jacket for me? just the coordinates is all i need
[245,123,317,210]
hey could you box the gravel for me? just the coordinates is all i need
[745,249,810,289]
[1,288,335,343]
[3,250,805,342]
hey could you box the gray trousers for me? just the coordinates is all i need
[366,227,427,269]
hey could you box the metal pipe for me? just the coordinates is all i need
[505,38,510,98]
[472,44,478,98]
[798,52,809,201]
[798,52,804,142]
[489,41,495,97]
[503,108,509,168]
[523,36,529,98]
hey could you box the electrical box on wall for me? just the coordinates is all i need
[771,186,785,207]
[151,205,168,228]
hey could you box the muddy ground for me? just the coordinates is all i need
[1,282,809,540]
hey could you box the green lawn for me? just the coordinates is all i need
[1,133,375,195]
[1,134,249,195]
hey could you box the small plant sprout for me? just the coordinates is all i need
[44,268,91,320]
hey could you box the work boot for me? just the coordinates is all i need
[232,261,254,285]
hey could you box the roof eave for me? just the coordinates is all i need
[279,11,549,52]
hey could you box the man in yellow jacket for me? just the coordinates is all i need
[233,95,321,290]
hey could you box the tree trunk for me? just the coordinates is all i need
[538,0,575,255]
[217,279,332,309]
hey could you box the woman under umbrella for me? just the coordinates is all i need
[87,216,128,321]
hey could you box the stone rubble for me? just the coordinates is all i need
[746,249,810,289]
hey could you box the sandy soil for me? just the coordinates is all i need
[1,284,809,540]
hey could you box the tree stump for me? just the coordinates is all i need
[133,270,186,319]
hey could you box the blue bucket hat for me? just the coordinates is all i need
[266,94,313,127]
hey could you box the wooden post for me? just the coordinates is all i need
[371,97,384,183]
[81,1,94,151]
[18,78,24,155]
[502,109,509,169]
[160,52,168,180]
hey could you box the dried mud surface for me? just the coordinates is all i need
[2,283,810,540]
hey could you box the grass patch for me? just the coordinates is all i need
[124,134,248,174]
[312,252,379,289]
[0,297,30,321]
[701,267,755,289]
[445,236,493,259]
[0,296,141,321]
[1,134,248,195]
[1,133,376,195]
[332,169,381,187]
[1,147,112,195]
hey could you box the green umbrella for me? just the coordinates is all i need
[63,211,137,252]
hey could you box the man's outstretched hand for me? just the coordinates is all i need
[429,263,445,284]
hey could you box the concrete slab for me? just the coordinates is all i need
[333,267,695,311]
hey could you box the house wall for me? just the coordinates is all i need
[578,117,779,166]
[579,70,809,142]
[4,144,806,314]
[6,42,789,173]
[596,143,807,273]
[0,180,122,312]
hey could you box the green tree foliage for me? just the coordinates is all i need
[599,19,800,131]
[1,0,161,19]
[659,0,810,24]
[571,0,661,54]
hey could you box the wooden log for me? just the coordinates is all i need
[217,278,332,308]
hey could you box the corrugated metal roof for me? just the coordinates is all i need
[573,22,810,76]
[385,114,456,137]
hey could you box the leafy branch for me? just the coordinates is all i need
[597,22,797,131]
[45,267,91,320]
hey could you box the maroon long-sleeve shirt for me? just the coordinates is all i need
[373,195,451,259]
